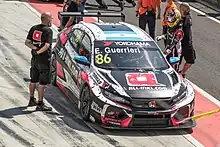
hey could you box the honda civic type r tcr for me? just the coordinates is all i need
[50,21,196,129]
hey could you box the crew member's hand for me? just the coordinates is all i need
[156,35,165,41]
[136,11,139,17]
[63,5,68,12]
[32,50,39,56]
[157,14,161,19]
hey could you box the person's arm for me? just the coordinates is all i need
[63,0,68,11]
[157,0,161,19]
[183,16,193,49]
[37,29,53,54]
[25,27,38,50]
[25,39,38,50]
[65,17,75,28]
[135,0,141,16]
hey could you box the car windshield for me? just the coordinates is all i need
[93,41,169,70]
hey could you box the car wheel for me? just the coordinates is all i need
[50,53,57,86]
[184,110,194,134]
[80,86,91,121]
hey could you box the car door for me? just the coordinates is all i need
[75,33,92,88]
[63,28,84,99]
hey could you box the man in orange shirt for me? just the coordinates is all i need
[136,0,161,40]
[162,0,177,46]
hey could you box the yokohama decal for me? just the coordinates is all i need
[33,30,42,41]
[125,73,163,86]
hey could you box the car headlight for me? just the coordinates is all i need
[186,83,195,100]
[174,83,195,108]
[172,90,187,104]
[101,89,130,104]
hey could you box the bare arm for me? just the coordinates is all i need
[25,39,37,50]
[36,43,50,54]
[136,0,141,11]
[157,1,161,19]
[36,29,53,54]
[135,0,141,13]
[65,17,75,28]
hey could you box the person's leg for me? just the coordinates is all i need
[147,13,156,40]
[36,63,52,111]
[181,63,192,74]
[139,14,147,31]
[77,3,85,23]
[95,0,108,9]
[125,0,136,6]
[162,25,168,46]
[115,0,125,11]
[28,57,38,107]
[180,49,196,76]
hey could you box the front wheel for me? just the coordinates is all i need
[50,53,57,86]
[80,86,92,121]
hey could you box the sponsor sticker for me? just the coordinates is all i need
[91,101,102,114]
[125,73,164,87]
[128,86,167,91]
[33,30,42,41]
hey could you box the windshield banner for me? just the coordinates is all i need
[94,41,152,66]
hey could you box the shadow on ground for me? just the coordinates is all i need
[0,82,193,138]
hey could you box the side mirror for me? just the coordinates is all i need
[169,57,180,64]
[74,56,90,66]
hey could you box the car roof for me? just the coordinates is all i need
[79,21,153,41]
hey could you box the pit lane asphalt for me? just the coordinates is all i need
[86,0,220,101]
[0,0,202,146]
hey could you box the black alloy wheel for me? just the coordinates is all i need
[80,86,92,121]
[50,53,57,86]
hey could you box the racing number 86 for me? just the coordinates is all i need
[95,54,111,64]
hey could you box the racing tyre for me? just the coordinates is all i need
[50,53,57,86]
[184,110,194,134]
[80,86,92,121]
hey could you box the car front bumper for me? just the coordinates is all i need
[90,95,196,129]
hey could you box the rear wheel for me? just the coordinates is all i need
[80,86,92,121]
[50,53,57,86]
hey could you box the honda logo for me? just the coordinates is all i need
[148,101,157,108]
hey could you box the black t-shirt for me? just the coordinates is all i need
[27,24,53,61]
[181,14,194,51]
[67,1,78,12]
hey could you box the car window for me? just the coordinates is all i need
[81,34,91,52]
[93,40,169,70]
[79,34,91,61]
[69,29,84,51]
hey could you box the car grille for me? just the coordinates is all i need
[132,114,170,127]
[131,98,173,110]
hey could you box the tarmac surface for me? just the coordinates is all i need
[0,0,202,147]
[1,0,220,146]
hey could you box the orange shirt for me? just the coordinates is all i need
[162,2,177,26]
[137,0,161,15]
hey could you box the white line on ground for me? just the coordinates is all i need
[177,1,220,24]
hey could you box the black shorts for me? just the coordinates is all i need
[181,49,196,64]
[30,57,50,85]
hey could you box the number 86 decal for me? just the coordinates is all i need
[95,54,112,64]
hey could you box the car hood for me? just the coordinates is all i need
[100,69,177,99]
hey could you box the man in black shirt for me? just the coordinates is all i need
[59,0,81,31]
[25,12,53,111]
